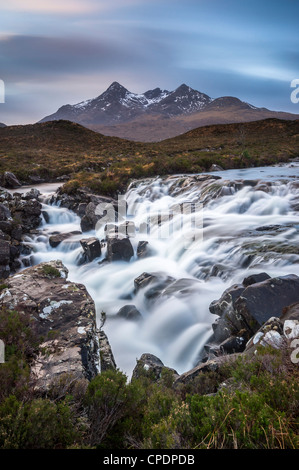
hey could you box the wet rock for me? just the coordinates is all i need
[0,260,100,391]
[49,231,81,248]
[137,240,152,259]
[106,237,134,262]
[23,188,41,200]
[0,171,22,189]
[11,198,42,231]
[80,237,102,261]
[219,335,247,354]
[134,272,158,291]
[209,283,246,317]
[134,272,175,303]
[132,353,178,383]
[116,304,142,321]
[98,330,117,372]
[158,278,202,299]
[242,272,271,287]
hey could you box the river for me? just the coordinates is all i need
[18,163,299,377]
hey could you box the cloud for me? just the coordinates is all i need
[0,0,161,15]
[1,0,100,14]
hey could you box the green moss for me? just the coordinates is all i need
[41,265,61,278]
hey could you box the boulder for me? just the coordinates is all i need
[106,237,134,262]
[116,304,142,321]
[23,188,41,200]
[0,172,22,189]
[49,231,81,248]
[234,274,299,334]
[80,237,102,261]
[210,274,299,347]
[209,164,224,172]
[242,272,271,287]
[132,353,178,383]
[80,198,119,232]
[0,260,100,391]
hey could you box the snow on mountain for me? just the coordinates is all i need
[38,82,256,126]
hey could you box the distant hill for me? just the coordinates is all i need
[39,82,299,141]
[0,123,6,128]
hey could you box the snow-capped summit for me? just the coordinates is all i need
[39,82,215,125]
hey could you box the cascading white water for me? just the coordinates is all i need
[20,164,299,377]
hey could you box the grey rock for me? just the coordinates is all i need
[49,231,81,248]
[80,237,102,261]
[116,304,142,321]
[98,329,117,372]
[1,172,22,189]
[242,272,271,287]
[132,353,178,383]
[106,236,134,262]
[0,260,100,391]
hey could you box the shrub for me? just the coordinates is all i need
[0,396,77,449]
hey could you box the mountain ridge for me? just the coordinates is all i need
[39,82,299,141]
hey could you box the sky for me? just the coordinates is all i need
[0,0,299,125]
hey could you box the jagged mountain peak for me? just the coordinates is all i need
[39,81,277,132]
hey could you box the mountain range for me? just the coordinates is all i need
[39,82,299,141]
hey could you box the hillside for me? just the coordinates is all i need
[0,118,298,195]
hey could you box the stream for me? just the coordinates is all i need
[17,163,299,377]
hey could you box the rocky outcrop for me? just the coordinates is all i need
[0,189,42,278]
[132,353,178,383]
[51,188,119,232]
[173,355,239,388]
[0,260,100,392]
[208,273,299,351]
[98,330,117,372]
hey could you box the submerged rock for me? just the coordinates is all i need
[49,231,81,248]
[116,304,142,321]
[0,260,100,391]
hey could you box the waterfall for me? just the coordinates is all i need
[20,164,299,376]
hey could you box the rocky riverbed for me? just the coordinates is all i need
[0,164,299,391]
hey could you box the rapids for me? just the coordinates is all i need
[19,163,299,377]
